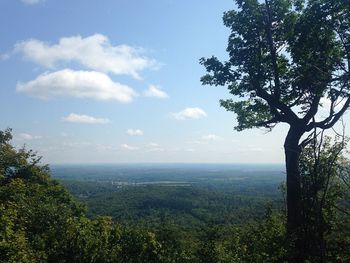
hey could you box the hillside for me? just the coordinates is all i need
[1,129,350,262]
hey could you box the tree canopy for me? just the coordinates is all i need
[201,0,350,132]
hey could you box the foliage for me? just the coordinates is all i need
[2,128,350,262]
[194,209,287,263]
[0,130,165,263]
[201,0,350,132]
[298,134,350,262]
[64,183,280,227]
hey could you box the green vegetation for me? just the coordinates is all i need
[58,169,283,228]
[63,183,277,226]
[1,127,350,262]
[0,128,286,262]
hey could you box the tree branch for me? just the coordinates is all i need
[255,116,280,129]
[306,96,350,131]
[264,0,281,99]
[303,95,322,124]
[256,87,299,124]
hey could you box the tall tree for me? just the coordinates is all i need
[200,0,350,261]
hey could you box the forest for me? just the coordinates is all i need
[0,127,349,263]
[55,165,284,227]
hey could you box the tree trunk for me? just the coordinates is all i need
[284,126,304,263]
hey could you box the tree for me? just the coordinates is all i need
[0,129,88,262]
[1,128,168,263]
[299,132,347,262]
[200,0,350,261]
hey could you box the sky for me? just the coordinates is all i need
[1,0,344,164]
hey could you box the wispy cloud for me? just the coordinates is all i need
[16,133,42,140]
[0,53,10,61]
[126,129,144,136]
[16,69,138,103]
[187,140,207,145]
[63,113,110,124]
[120,144,139,151]
[15,34,158,79]
[201,134,220,141]
[187,134,221,145]
[146,142,164,152]
[148,142,160,147]
[171,107,207,120]
[143,85,169,98]
[21,0,45,5]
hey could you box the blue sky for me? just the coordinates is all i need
[0,0,298,164]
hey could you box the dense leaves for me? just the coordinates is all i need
[1,128,350,262]
[201,0,350,131]
[298,134,349,262]
[0,130,164,263]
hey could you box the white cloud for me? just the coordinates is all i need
[187,134,220,145]
[201,134,220,141]
[120,144,139,151]
[21,0,45,5]
[62,141,93,148]
[63,113,110,124]
[16,69,138,103]
[147,147,165,152]
[16,133,42,140]
[60,132,69,137]
[143,85,169,98]
[148,142,160,147]
[172,107,207,120]
[126,129,144,136]
[188,140,208,145]
[146,142,164,152]
[15,34,158,79]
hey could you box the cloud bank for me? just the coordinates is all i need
[15,34,158,79]
[16,69,138,103]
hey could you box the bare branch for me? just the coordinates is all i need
[306,96,350,131]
